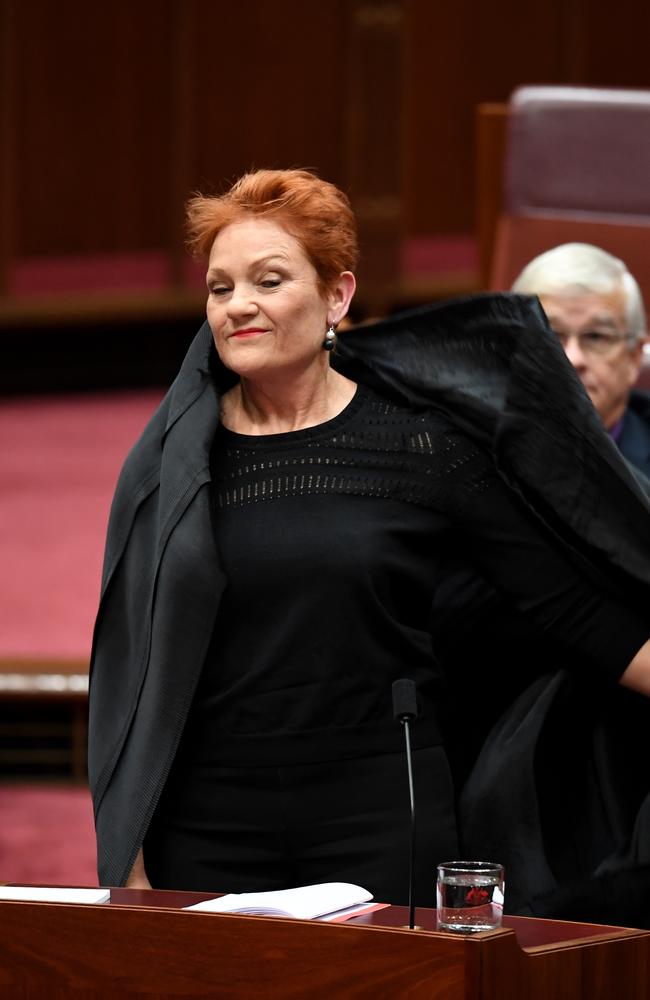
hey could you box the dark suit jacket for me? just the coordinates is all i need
[620,390,650,478]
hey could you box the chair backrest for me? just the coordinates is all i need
[490,85,650,317]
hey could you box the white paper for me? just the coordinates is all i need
[317,900,381,921]
[184,882,372,919]
[0,887,110,904]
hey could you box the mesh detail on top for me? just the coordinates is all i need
[212,388,494,512]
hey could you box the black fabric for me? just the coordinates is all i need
[199,384,447,765]
[333,297,650,588]
[192,383,645,768]
[458,669,650,921]
[144,747,458,906]
[88,293,650,922]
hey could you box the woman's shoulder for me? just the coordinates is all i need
[353,384,497,503]
[357,382,480,451]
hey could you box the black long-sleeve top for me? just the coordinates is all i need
[182,385,648,767]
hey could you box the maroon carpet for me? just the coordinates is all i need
[0,389,163,661]
[0,784,97,885]
[0,391,162,888]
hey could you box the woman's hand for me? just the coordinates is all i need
[125,848,152,890]
[620,637,650,697]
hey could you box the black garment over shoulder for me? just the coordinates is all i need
[180,384,648,769]
[88,295,650,909]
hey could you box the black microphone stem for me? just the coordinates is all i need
[403,717,416,931]
[392,678,418,930]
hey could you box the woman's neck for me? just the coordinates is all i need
[220,368,357,435]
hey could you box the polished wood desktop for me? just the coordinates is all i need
[1,887,648,999]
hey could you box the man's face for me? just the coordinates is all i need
[539,289,645,429]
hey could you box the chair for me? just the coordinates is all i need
[489,85,650,313]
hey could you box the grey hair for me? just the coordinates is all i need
[512,242,647,342]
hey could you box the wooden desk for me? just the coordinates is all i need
[0,887,648,998]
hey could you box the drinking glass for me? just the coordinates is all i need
[436,861,505,933]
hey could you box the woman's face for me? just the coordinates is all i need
[206,217,348,382]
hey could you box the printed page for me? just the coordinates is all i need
[185,882,372,919]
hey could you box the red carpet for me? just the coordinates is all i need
[0,390,163,661]
[0,394,164,887]
[0,784,98,886]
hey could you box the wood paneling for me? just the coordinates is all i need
[5,0,650,291]
[12,0,175,255]
[0,0,16,292]
[475,103,508,285]
[345,0,405,311]
[186,1,349,195]
[402,0,565,235]
[1,890,650,999]
[572,1,650,88]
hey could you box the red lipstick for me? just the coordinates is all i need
[230,327,268,339]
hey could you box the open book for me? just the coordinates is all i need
[184,882,385,922]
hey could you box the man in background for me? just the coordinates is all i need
[512,242,650,476]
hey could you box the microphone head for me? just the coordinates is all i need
[392,678,418,721]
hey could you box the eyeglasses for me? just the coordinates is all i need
[553,330,633,357]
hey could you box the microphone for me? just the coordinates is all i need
[392,678,418,930]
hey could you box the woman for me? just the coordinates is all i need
[88,169,650,909]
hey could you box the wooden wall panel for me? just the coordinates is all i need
[402,0,566,235]
[345,1,405,311]
[562,0,650,88]
[403,0,650,237]
[185,0,349,196]
[12,0,174,255]
[0,0,16,292]
[6,0,650,277]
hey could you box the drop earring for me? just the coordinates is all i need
[323,324,337,351]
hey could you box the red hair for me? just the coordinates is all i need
[186,169,358,292]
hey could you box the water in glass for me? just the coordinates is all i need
[437,864,504,932]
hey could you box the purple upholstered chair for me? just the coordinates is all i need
[490,84,650,333]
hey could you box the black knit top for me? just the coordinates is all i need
[181,385,648,767]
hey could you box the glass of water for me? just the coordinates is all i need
[436,861,505,933]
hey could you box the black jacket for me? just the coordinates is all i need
[88,293,650,904]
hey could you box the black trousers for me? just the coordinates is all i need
[144,746,458,906]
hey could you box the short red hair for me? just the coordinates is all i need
[186,169,359,292]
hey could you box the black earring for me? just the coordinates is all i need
[323,324,337,351]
